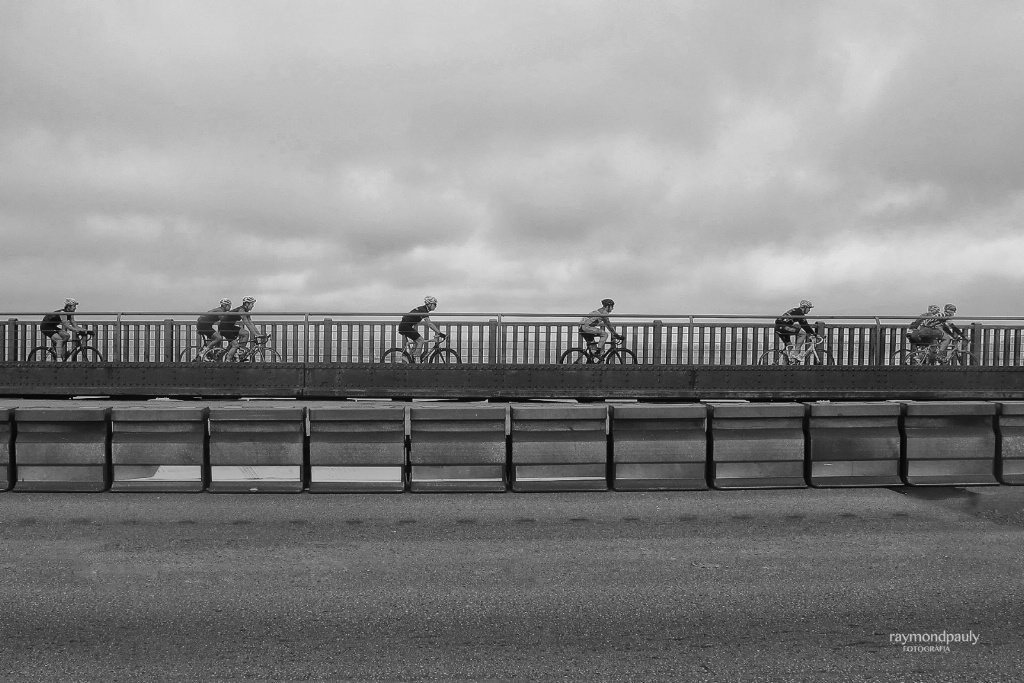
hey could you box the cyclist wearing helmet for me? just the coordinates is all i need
[579,299,622,356]
[222,296,260,361]
[40,298,90,359]
[935,303,964,361]
[398,296,444,362]
[197,298,232,353]
[775,300,817,348]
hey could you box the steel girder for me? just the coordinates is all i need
[0,362,1023,400]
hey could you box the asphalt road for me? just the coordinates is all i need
[1,487,1022,682]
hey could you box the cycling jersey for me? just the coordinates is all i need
[197,307,224,326]
[41,310,69,336]
[399,306,430,333]
[579,310,610,329]
[775,308,814,334]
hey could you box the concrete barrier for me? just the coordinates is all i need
[110,407,207,492]
[409,404,507,492]
[997,402,1024,485]
[902,401,997,486]
[0,408,11,491]
[611,403,707,491]
[308,405,406,492]
[807,402,902,487]
[709,402,806,489]
[208,406,305,493]
[511,404,608,492]
[14,407,109,492]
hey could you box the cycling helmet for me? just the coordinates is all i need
[219,298,232,306]
[800,300,813,309]
[944,303,957,314]
[242,296,257,304]
[601,298,615,307]
[64,298,79,307]
[424,296,438,306]
[927,304,941,315]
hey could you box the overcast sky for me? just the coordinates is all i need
[2,0,1022,318]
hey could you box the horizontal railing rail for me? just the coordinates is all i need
[2,312,1022,366]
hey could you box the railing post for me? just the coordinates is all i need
[652,320,663,364]
[971,322,984,365]
[488,319,498,364]
[114,314,123,363]
[6,318,17,362]
[870,318,882,366]
[686,317,694,364]
[163,319,174,362]
[323,318,333,363]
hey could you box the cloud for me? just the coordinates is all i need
[0,0,1022,319]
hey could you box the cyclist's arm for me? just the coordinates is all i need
[241,316,260,338]
[61,314,88,333]
[600,316,623,339]
[422,316,442,337]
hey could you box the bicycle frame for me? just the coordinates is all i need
[404,336,445,362]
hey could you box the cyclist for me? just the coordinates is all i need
[222,296,260,361]
[775,300,818,356]
[197,298,231,354]
[935,303,964,362]
[40,298,91,359]
[579,299,623,358]
[398,296,445,362]
[906,304,945,362]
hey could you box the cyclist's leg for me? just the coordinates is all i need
[937,332,953,361]
[221,327,240,360]
[401,330,421,362]
[52,330,70,359]
[775,327,794,355]
[579,329,599,356]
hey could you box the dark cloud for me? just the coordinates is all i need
[0,1,1022,316]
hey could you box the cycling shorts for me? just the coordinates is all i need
[41,325,61,337]
[219,327,239,341]
[400,329,422,341]
[197,324,215,337]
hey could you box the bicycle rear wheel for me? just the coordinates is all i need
[71,346,105,362]
[604,349,637,364]
[758,350,789,365]
[559,349,591,365]
[178,346,202,362]
[26,346,57,362]
[381,348,413,364]
[427,348,460,363]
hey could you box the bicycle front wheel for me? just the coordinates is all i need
[948,351,977,366]
[559,349,591,365]
[381,348,413,364]
[253,348,282,362]
[71,346,105,362]
[427,348,460,363]
[605,349,637,364]
[758,350,789,366]
[26,346,57,362]
[804,350,834,365]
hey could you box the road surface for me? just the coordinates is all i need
[1,487,1022,681]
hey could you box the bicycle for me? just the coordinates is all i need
[892,335,976,366]
[381,334,461,364]
[26,330,106,362]
[758,335,833,365]
[558,335,637,364]
[220,334,282,362]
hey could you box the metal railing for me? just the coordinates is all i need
[3,312,1022,366]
